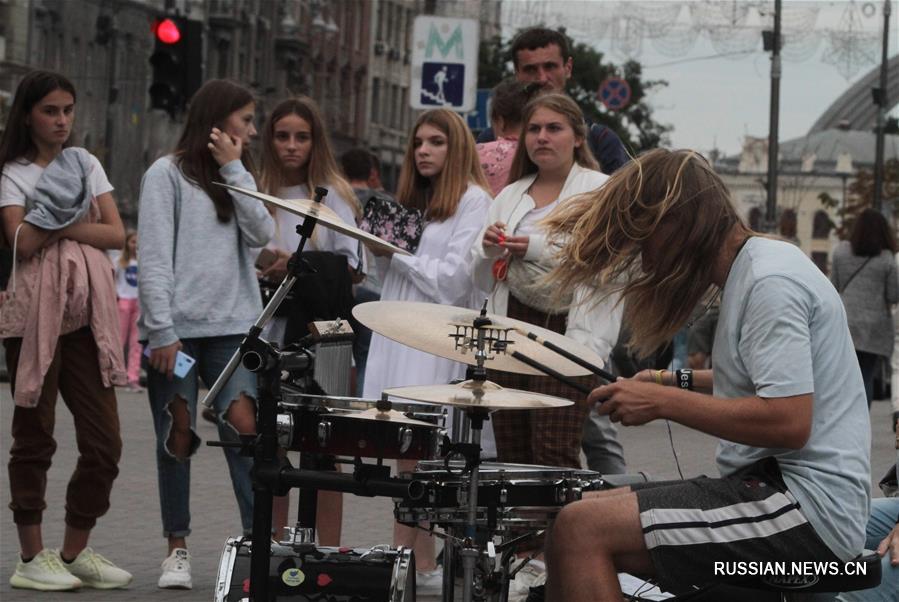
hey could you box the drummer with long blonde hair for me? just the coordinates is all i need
[540,149,870,601]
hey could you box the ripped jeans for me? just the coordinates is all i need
[147,334,257,538]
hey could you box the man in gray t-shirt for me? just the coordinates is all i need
[541,149,871,600]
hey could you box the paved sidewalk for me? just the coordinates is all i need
[0,384,895,601]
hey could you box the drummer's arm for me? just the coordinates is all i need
[220,161,274,247]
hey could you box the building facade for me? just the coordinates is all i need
[717,128,899,273]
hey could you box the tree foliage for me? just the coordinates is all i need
[477,28,672,153]
[819,158,899,238]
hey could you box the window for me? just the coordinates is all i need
[371,77,381,125]
[812,210,832,239]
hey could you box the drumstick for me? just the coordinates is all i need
[513,328,616,382]
[510,351,593,395]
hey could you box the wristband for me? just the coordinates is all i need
[675,368,693,390]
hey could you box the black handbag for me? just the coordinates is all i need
[359,195,423,254]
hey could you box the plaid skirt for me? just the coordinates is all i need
[488,295,597,469]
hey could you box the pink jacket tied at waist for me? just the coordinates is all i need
[0,235,126,407]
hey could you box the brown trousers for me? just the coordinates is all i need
[5,327,122,530]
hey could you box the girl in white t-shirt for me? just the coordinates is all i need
[0,70,130,590]
[115,231,141,391]
[256,96,362,546]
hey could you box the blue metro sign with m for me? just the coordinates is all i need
[411,16,478,111]
[426,24,464,60]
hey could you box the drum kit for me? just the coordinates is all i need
[202,185,642,602]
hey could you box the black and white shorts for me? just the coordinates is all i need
[633,458,840,595]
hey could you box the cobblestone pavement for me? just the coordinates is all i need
[0,384,895,601]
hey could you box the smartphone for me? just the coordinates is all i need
[255,248,278,271]
[144,347,196,378]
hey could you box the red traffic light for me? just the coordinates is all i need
[154,18,181,44]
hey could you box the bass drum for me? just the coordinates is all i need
[214,537,415,601]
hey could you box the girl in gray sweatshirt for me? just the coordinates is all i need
[137,79,273,590]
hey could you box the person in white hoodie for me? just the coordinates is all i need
[471,92,624,473]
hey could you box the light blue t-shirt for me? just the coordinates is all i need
[713,237,871,561]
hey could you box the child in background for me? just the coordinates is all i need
[115,231,142,392]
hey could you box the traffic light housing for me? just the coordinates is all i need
[149,17,203,116]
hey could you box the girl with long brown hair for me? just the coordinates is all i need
[257,96,360,285]
[137,79,273,589]
[256,95,359,546]
[0,70,130,591]
[362,108,491,595]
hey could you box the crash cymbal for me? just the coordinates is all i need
[216,183,411,256]
[353,301,605,377]
[334,407,441,427]
[384,380,573,410]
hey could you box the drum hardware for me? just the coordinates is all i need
[200,185,420,602]
[214,537,416,602]
[317,420,331,447]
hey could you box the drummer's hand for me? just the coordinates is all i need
[150,341,182,380]
[589,378,662,426]
[208,127,242,166]
[482,222,507,250]
[501,234,530,257]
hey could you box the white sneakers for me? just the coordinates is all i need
[66,547,133,589]
[508,559,547,602]
[10,548,130,591]
[158,547,192,589]
[10,549,82,591]
[416,567,444,596]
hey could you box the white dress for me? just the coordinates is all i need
[362,185,496,455]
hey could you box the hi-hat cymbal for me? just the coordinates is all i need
[384,380,573,410]
[353,301,605,377]
[216,183,411,256]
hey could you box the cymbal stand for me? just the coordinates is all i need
[200,185,328,410]
[202,186,328,602]
[452,308,494,602]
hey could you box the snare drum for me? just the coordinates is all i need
[395,461,608,533]
[214,538,414,602]
[277,408,443,460]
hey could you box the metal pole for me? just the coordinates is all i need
[765,0,782,232]
[873,0,891,210]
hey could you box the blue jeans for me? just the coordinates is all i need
[147,335,257,538]
[837,497,899,602]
